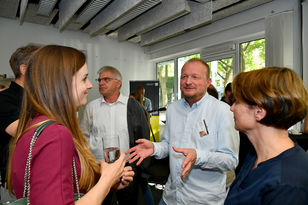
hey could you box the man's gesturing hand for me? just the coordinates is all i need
[125,139,154,165]
[172,146,197,180]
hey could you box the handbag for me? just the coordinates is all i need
[1,120,82,205]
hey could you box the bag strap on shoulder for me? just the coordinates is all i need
[23,120,56,201]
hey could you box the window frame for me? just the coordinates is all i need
[156,59,175,107]
[239,37,266,72]
[155,35,265,101]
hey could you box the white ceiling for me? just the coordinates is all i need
[0,0,273,46]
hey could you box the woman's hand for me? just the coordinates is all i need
[76,152,126,205]
[112,166,135,190]
[99,152,125,187]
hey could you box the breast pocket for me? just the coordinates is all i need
[193,120,216,151]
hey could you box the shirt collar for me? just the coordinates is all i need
[183,92,209,109]
[100,93,126,105]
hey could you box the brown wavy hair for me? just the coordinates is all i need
[8,45,100,192]
[232,67,308,129]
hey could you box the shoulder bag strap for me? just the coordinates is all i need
[22,120,82,203]
[72,157,81,200]
[22,120,55,202]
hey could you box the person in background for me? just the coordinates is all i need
[130,91,144,106]
[137,86,152,112]
[126,58,239,205]
[7,45,134,205]
[0,45,39,203]
[80,66,152,205]
[225,67,308,204]
[130,91,151,125]
[207,84,219,99]
[221,82,233,106]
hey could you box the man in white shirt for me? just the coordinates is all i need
[80,66,153,205]
[126,59,239,205]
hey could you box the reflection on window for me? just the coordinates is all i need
[240,39,265,72]
[156,60,175,108]
[207,58,233,98]
[177,53,200,99]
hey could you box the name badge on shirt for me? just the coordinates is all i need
[198,120,209,137]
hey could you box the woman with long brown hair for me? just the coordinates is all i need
[225,67,308,204]
[7,45,133,205]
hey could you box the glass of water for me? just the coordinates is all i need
[102,135,120,163]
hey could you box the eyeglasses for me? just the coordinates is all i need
[95,77,119,83]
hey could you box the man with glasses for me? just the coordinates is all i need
[79,66,153,205]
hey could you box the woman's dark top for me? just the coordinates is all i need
[225,143,308,205]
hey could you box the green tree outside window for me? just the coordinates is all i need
[207,57,233,98]
[241,39,265,72]
[157,60,174,107]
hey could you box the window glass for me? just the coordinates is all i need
[240,38,265,72]
[156,60,175,108]
[207,57,233,99]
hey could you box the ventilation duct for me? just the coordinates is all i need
[37,0,58,16]
[75,0,111,24]
[106,0,161,30]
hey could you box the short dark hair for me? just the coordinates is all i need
[207,84,218,99]
[224,83,232,94]
[232,67,308,129]
[9,45,40,78]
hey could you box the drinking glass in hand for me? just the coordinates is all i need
[103,135,120,163]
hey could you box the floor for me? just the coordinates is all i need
[147,157,169,205]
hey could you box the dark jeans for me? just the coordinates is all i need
[159,198,166,205]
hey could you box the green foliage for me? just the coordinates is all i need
[241,39,265,72]
[208,58,233,88]
[166,76,174,89]
[181,53,200,62]
[157,61,175,107]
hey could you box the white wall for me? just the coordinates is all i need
[0,17,154,102]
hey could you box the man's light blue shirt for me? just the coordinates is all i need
[153,93,239,205]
